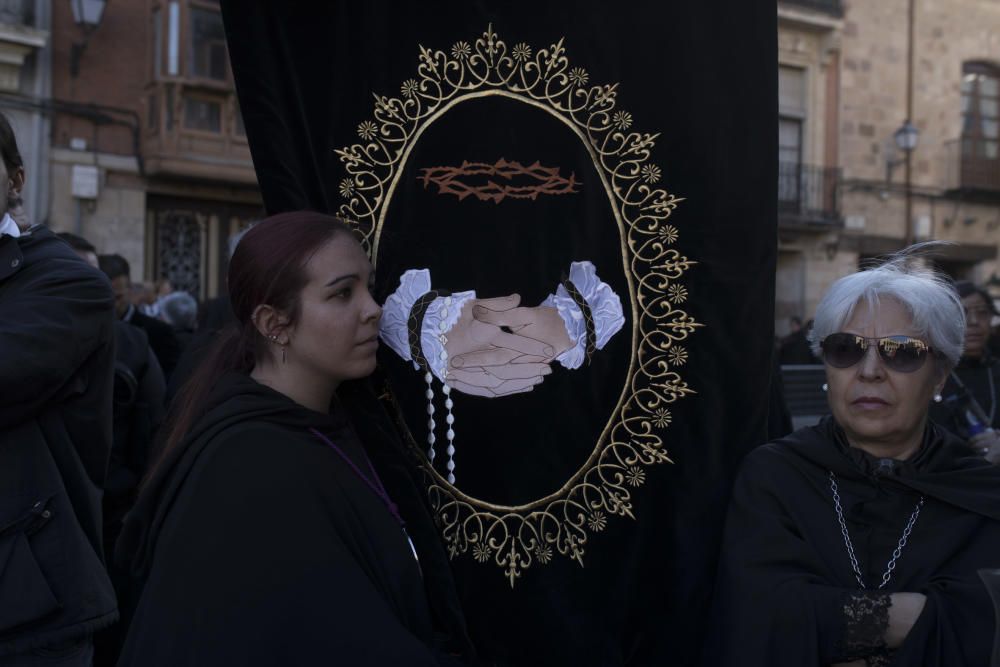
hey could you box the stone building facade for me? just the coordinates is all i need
[777,0,1000,336]
[47,0,261,299]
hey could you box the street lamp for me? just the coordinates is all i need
[894,120,919,152]
[894,119,919,246]
[69,0,108,78]
[885,121,919,182]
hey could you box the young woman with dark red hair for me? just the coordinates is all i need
[115,211,473,665]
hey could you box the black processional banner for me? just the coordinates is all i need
[221,2,776,664]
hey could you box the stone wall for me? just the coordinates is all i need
[836,0,1000,296]
[47,148,146,276]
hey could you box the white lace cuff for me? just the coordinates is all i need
[379,269,475,382]
[421,290,476,381]
[541,261,625,369]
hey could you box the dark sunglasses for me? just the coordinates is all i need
[819,333,936,373]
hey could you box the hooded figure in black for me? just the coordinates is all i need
[706,252,1000,667]
[116,212,474,666]
[929,280,1000,463]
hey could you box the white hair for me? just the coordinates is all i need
[159,291,198,331]
[808,244,965,369]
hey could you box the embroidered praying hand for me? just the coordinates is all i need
[445,295,570,397]
[379,261,625,399]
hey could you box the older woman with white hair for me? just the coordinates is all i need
[705,251,1000,667]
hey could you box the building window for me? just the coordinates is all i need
[0,0,35,27]
[779,118,802,166]
[961,61,1000,189]
[778,66,807,205]
[148,94,158,130]
[189,7,227,81]
[183,96,221,132]
[165,85,175,128]
[152,8,162,78]
[778,66,806,163]
[167,1,180,76]
[153,209,204,299]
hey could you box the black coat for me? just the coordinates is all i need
[0,226,118,655]
[117,373,474,665]
[779,329,820,365]
[125,309,181,381]
[107,322,165,524]
[705,417,1000,666]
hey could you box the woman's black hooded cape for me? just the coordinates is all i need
[116,372,473,666]
[705,416,1000,666]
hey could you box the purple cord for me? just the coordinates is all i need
[309,428,404,529]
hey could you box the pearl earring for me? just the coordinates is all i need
[933,394,942,403]
[821,383,828,392]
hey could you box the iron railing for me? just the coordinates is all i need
[778,162,841,223]
[944,137,1000,192]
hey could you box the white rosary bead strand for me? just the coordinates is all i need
[424,371,436,463]
[436,295,456,482]
[443,383,456,484]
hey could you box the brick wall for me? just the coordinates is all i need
[50,0,148,156]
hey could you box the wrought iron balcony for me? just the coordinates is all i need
[778,0,843,18]
[778,162,841,229]
[943,138,1000,195]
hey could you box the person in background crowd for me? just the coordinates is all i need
[57,232,167,666]
[58,232,100,268]
[147,279,174,320]
[116,211,474,665]
[166,227,249,404]
[197,227,248,334]
[779,316,820,365]
[99,253,181,381]
[0,113,118,665]
[158,291,198,350]
[130,282,159,317]
[155,278,173,299]
[929,280,1000,463]
[706,249,1000,666]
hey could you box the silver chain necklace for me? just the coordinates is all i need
[828,471,925,590]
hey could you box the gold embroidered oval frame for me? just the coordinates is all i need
[336,25,700,585]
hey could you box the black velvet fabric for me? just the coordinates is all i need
[221,2,776,664]
[706,417,1000,666]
